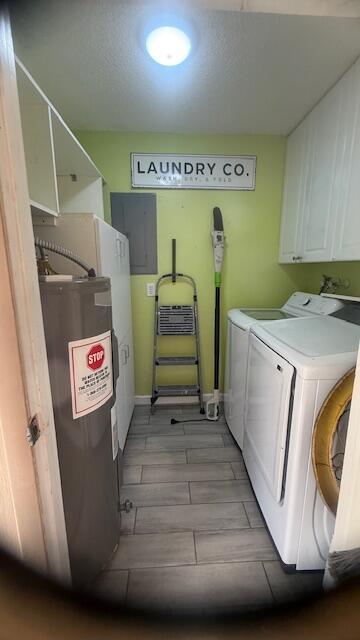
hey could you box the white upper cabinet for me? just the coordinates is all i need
[332,62,360,261]
[279,56,360,263]
[301,82,342,262]
[279,118,309,262]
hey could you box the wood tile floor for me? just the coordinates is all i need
[93,404,323,615]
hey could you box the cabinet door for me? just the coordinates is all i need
[117,342,129,451]
[117,329,135,451]
[332,61,360,260]
[95,218,123,339]
[124,327,135,430]
[115,232,132,342]
[279,118,310,263]
[301,83,342,262]
[244,335,294,503]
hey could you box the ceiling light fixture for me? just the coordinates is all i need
[146,26,191,66]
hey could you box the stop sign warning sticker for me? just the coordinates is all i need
[87,344,105,371]
[68,330,113,419]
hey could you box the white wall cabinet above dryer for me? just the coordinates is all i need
[300,82,342,262]
[332,61,360,261]
[279,55,360,264]
[278,118,309,263]
[15,59,105,220]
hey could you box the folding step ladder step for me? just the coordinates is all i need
[157,305,196,335]
[154,385,200,397]
[156,356,198,366]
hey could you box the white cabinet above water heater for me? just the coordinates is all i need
[34,213,134,450]
[279,55,360,264]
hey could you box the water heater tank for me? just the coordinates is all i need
[40,276,120,588]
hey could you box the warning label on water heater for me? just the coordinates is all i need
[68,330,113,419]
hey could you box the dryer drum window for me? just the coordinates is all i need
[312,369,355,515]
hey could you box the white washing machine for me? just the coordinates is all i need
[224,293,344,449]
[243,304,360,570]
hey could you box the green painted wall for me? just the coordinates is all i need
[293,262,360,297]
[76,130,309,396]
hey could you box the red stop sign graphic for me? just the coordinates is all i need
[87,343,105,371]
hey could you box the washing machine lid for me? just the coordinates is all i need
[252,316,360,378]
[228,308,290,329]
[227,292,344,330]
[242,309,292,321]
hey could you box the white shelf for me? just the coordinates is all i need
[30,200,58,218]
[51,110,101,178]
[15,57,105,219]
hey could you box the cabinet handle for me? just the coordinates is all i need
[121,347,127,365]
[116,237,121,257]
[292,256,303,263]
[125,344,130,359]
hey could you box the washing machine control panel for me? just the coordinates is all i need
[283,292,345,316]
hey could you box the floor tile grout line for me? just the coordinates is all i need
[133,507,138,534]
[261,561,276,603]
[134,477,248,486]
[125,466,241,475]
[112,557,278,572]
[135,499,254,509]
[137,476,247,486]
[117,526,268,539]
[193,531,198,565]
[124,569,130,606]
[123,501,192,509]
[125,447,240,456]
[105,559,199,573]
[242,501,252,528]
[122,478,250,488]
[133,526,251,535]
[143,446,226,453]
[140,461,240,468]
[105,558,274,574]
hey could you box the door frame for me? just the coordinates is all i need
[0,6,70,583]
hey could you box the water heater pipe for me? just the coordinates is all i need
[34,237,96,278]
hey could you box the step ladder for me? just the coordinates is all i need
[151,272,205,413]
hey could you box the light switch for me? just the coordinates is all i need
[147,282,155,297]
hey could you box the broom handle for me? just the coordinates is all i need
[214,286,221,391]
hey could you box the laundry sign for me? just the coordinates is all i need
[131,153,256,190]
[68,330,113,419]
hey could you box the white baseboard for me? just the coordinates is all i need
[134,393,224,406]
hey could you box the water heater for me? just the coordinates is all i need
[40,275,120,588]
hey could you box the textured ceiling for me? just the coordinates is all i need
[10,0,360,134]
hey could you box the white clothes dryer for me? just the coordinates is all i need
[224,293,344,449]
[243,306,360,570]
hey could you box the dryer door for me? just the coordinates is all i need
[244,335,294,503]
